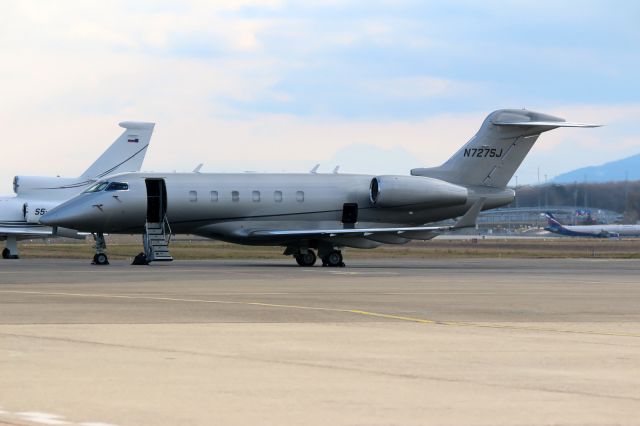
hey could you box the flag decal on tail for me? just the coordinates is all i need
[127,135,139,143]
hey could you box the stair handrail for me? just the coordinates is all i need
[143,222,152,256]
[162,214,173,245]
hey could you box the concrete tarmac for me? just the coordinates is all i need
[1,258,639,425]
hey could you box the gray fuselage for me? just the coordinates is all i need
[44,172,514,246]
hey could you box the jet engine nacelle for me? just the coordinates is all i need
[13,175,90,197]
[52,226,85,240]
[23,201,61,224]
[369,175,468,208]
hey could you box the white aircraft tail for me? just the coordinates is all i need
[81,121,155,179]
[411,109,599,188]
[13,121,155,199]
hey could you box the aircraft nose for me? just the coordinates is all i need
[40,205,79,228]
[41,196,98,230]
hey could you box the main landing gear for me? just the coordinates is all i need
[321,250,345,267]
[295,251,317,267]
[2,236,19,259]
[288,247,345,267]
[91,233,109,265]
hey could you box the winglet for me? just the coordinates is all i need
[310,164,320,174]
[452,198,485,229]
[193,163,203,173]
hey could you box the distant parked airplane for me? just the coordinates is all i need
[544,212,640,238]
[42,109,598,266]
[0,122,154,259]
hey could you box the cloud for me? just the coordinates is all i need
[0,1,638,194]
[361,76,483,99]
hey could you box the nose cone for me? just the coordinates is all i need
[41,195,101,231]
[40,205,76,228]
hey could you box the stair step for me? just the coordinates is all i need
[149,253,173,260]
[144,218,173,262]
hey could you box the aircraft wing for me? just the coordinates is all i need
[250,225,447,238]
[250,198,485,239]
[0,225,53,238]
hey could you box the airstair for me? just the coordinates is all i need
[143,216,173,262]
[136,178,173,264]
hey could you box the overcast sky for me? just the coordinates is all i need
[1,0,638,193]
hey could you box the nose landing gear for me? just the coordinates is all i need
[91,233,109,265]
[93,252,109,265]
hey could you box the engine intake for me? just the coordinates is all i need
[369,175,467,208]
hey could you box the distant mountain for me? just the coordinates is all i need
[554,153,640,183]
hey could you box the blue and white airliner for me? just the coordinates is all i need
[544,212,640,238]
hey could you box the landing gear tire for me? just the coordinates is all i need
[2,248,19,259]
[322,250,344,267]
[92,253,109,266]
[131,252,149,266]
[295,251,317,267]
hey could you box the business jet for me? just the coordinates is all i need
[42,109,598,266]
[0,121,154,259]
[544,212,640,238]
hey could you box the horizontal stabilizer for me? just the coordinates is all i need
[118,121,155,130]
[493,121,601,128]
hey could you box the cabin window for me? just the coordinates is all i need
[296,191,304,202]
[252,191,260,202]
[232,191,240,202]
[189,190,197,202]
[210,191,218,202]
[274,190,282,203]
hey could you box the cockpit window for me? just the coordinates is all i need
[84,182,110,193]
[106,182,129,191]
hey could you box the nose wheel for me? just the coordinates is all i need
[91,233,109,265]
[92,253,109,265]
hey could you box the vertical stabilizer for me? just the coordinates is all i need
[81,122,155,179]
[411,109,599,188]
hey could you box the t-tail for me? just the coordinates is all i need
[13,121,155,198]
[411,109,599,188]
[80,121,155,179]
